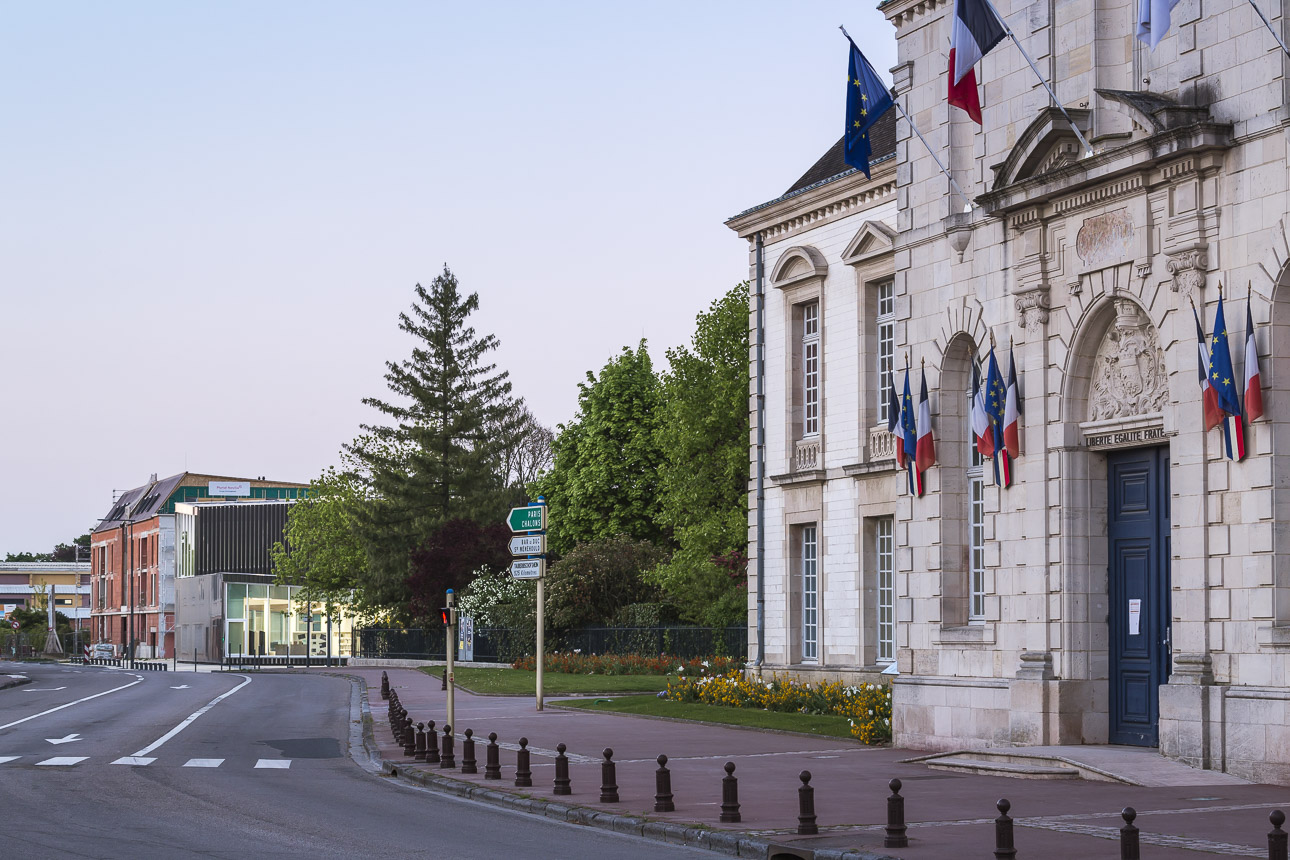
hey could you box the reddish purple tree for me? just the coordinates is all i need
[406,518,513,621]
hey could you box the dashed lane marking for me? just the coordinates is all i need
[183,758,224,767]
[36,756,88,766]
[0,756,19,764]
[254,759,290,769]
[112,756,156,766]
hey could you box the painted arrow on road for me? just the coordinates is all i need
[45,734,82,745]
[170,685,190,689]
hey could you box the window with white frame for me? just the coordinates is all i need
[969,446,986,621]
[802,525,819,661]
[875,280,895,425]
[802,302,820,437]
[876,517,894,662]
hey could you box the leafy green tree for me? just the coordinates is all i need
[536,342,665,554]
[543,535,668,631]
[346,266,522,610]
[6,534,90,563]
[647,285,750,626]
[270,467,366,620]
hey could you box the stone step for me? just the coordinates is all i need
[925,758,1081,779]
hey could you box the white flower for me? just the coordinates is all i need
[701,660,710,667]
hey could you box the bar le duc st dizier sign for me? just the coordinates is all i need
[1085,426,1167,449]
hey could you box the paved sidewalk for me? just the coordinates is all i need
[334,667,1290,858]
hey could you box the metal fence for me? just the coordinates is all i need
[357,625,747,663]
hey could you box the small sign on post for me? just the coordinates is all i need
[509,534,546,556]
[511,559,545,580]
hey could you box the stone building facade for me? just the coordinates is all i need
[728,0,1290,782]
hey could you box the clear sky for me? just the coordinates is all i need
[0,1,896,555]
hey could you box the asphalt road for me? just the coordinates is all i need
[0,661,720,859]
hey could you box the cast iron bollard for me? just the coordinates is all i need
[402,716,416,757]
[994,798,1016,859]
[1271,810,1287,860]
[424,720,440,764]
[484,732,501,779]
[1119,807,1140,860]
[462,729,477,774]
[515,737,532,787]
[654,754,674,812]
[414,723,427,761]
[797,770,818,835]
[884,778,908,849]
[440,724,456,769]
[381,671,390,700]
[553,743,572,796]
[600,748,619,803]
[719,761,741,823]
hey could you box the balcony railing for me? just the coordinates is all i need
[868,424,898,465]
[794,437,821,471]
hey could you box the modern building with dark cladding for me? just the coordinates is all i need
[188,502,290,576]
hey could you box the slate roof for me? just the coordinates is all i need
[94,473,188,531]
[728,110,897,223]
[784,109,897,196]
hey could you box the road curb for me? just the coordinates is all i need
[344,672,897,860]
[0,676,32,691]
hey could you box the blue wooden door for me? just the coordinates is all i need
[1107,446,1171,746]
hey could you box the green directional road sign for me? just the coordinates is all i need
[507,504,546,532]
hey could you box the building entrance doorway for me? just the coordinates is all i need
[1107,446,1171,746]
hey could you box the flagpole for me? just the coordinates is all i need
[1247,0,1290,57]
[980,0,1095,158]
[840,25,976,212]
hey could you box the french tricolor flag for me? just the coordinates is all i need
[915,368,937,473]
[1245,300,1264,423]
[949,0,1006,124]
[1003,346,1021,459]
[1193,303,1222,432]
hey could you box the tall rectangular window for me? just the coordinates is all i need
[802,525,819,661]
[803,302,820,437]
[969,447,986,621]
[876,517,894,662]
[876,280,895,424]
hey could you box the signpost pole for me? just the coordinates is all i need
[536,575,544,712]
[506,500,548,712]
[446,589,456,733]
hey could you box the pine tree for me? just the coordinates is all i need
[348,266,521,612]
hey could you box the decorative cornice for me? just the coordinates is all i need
[881,0,950,30]
[1053,174,1145,215]
[751,181,898,245]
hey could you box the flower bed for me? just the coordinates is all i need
[510,652,741,676]
[664,672,892,744]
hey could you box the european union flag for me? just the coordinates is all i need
[844,37,894,178]
[1210,295,1242,417]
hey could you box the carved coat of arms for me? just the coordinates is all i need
[1089,301,1169,421]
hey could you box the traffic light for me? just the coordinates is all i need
[440,606,451,627]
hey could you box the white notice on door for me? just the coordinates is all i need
[1128,599,1142,636]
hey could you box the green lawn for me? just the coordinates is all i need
[556,694,858,739]
[419,666,670,696]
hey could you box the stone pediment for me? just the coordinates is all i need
[770,245,828,288]
[1095,89,1211,136]
[991,107,1091,191]
[842,220,897,265]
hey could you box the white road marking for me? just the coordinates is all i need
[183,758,224,768]
[0,756,19,764]
[46,733,82,745]
[170,685,190,689]
[254,759,291,769]
[5,674,27,679]
[0,675,144,733]
[129,675,252,758]
[36,756,88,766]
[112,756,156,766]
[23,687,68,692]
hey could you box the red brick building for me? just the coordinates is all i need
[91,473,307,657]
